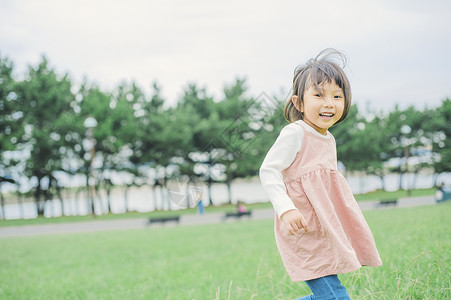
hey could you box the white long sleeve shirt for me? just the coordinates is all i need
[259,120,332,218]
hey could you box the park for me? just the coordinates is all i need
[1,2,451,298]
[1,51,450,299]
[1,52,450,299]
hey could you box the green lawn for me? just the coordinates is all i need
[0,202,449,299]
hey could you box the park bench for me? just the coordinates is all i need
[377,199,398,207]
[148,216,180,225]
[224,211,252,220]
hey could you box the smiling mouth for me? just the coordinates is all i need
[319,113,334,117]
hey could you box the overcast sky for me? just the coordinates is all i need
[1,0,450,112]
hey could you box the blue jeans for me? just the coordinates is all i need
[296,275,350,300]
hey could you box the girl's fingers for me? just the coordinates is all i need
[295,218,307,232]
[297,221,303,231]
[283,212,309,235]
[289,224,296,235]
[289,221,303,235]
[301,216,308,232]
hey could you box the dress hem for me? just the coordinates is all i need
[288,263,382,282]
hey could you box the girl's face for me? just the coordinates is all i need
[293,80,345,135]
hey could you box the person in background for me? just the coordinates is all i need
[237,201,247,213]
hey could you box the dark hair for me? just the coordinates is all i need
[284,48,351,124]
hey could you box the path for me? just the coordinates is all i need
[0,195,437,239]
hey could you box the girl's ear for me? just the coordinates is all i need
[292,95,303,112]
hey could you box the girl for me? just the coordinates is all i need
[259,49,382,299]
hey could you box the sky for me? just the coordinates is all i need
[1,0,450,112]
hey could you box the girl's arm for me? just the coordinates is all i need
[259,123,303,219]
[260,123,309,234]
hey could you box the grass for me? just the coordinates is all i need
[347,202,450,299]
[0,188,435,228]
[0,202,449,299]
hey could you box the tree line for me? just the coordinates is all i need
[0,55,450,216]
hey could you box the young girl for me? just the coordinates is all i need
[260,49,382,299]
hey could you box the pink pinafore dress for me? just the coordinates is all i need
[275,122,382,281]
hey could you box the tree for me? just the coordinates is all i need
[0,55,22,218]
[0,55,22,158]
[383,106,431,192]
[0,56,22,194]
[214,78,261,203]
[330,105,361,171]
[176,84,219,205]
[332,105,391,190]
[15,56,75,215]
[108,81,144,211]
[73,81,114,214]
[256,92,288,160]
[361,115,391,190]
[430,98,451,184]
[129,82,192,210]
[75,80,146,214]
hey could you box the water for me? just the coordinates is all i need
[1,172,450,220]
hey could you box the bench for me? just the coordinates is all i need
[377,199,398,207]
[148,216,180,225]
[224,211,252,219]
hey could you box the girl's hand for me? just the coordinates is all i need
[281,209,308,235]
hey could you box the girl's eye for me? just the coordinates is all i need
[334,95,342,99]
[314,94,321,97]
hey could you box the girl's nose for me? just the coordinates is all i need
[323,97,334,107]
